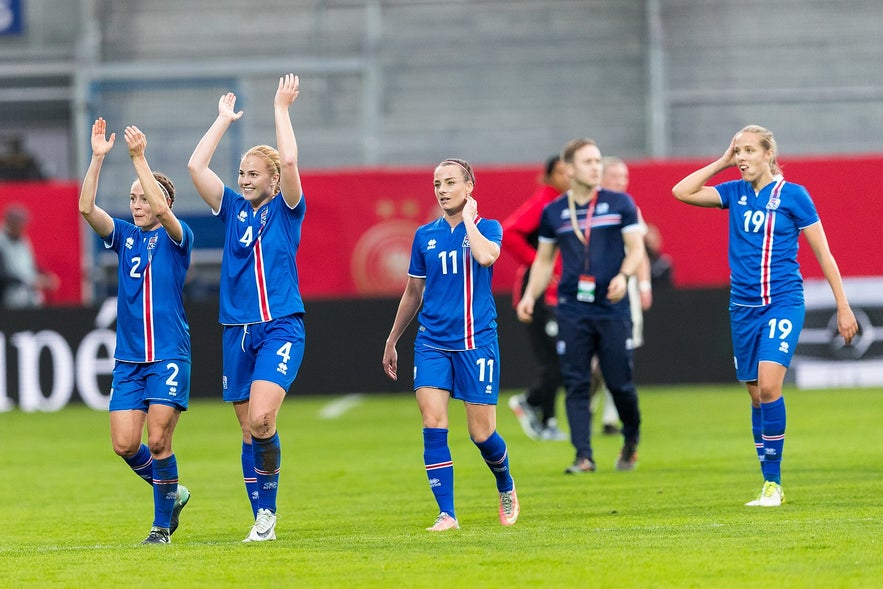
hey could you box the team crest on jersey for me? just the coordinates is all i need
[125,237,134,250]
[462,236,470,248]
[766,194,781,211]
[559,209,571,219]
[427,238,437,250]
[147,234,158,250]
[738,195,748,206]
[597,202,610,214]
[260,208,269,225]
[237,210,248,222]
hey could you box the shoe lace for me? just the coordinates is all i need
[500,492,514,515]
[761,482,780,498]
[254,510,275,532]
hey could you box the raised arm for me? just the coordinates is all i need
[672,134,737,207]
[125,126,183,243]
[802,221,859,344]
[462,196,500,267]
[188,92,243,212]
[382,276,425,381]
[79,118,116,238]
[274,74,303,208]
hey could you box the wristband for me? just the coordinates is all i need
[639,280,652,292]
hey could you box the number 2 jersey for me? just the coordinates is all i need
[215,186,306,325]
[408,216,503,351]
[104,218,193,362]
[714,175,819,308]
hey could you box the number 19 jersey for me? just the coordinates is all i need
[715,175,819,307]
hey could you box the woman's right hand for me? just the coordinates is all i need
[91,118,115,156]
[218,92,244,122]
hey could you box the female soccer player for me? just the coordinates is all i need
[382,158,519,531]
[672,124,858,506]
[188,73,305,542]
[80,119,193,544]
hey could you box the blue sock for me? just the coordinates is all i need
[252,432,281,513]
[751,404,764,474]
[760,397,786,485]
[151,455,178,529]
[473,431,514,493]
[423,428,455,519]
[241,441,259,517]
[123,444,153,485]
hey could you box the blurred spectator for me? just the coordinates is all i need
[0,204,60,308]
[503,154,570,442]
[0,136,45,181]
[644,223,674,288]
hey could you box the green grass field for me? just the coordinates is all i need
[2,385,881,588]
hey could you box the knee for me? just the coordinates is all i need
[112,439,142,458]
[249,411,276,439]
[147,438,170,458]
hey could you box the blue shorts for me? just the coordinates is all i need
[413,342,500,405]
[109,359,191,412]
[730,302,805,382]
[222,314,305,402]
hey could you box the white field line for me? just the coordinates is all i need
[318,393,365,419]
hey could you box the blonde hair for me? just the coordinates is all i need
[738,125,781,175]
[243,145,281,192]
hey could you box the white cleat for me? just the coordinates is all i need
[243,508,277,542]
[745,481,785,507]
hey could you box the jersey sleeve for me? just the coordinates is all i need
[538,203,557,242]
[173,219,196,253]
[479,218,503,246]
[407,228,426,278]
[789,184,820,229]
[714,180,739,209]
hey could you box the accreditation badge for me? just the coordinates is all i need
[577,274,596,303]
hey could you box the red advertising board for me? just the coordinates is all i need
[0,182,82,306]
[296,155,883,299]
[2,154,880,306]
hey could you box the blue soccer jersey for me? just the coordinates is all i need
[408,216,502,351]
[104,218,193,362]
[538,189,641,317]
[216,186,306,325]
[715,175,819,307]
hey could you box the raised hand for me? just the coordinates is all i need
[274,73,300,109]
[124,125,147,158]
[218,92,244,122]
[463,195,478,220]
[91,117,116,156]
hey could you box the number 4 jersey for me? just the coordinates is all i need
[215,186,306,325]
[408,216,502,351]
